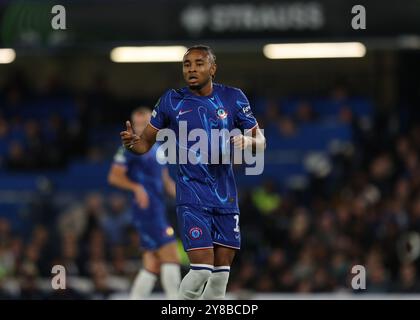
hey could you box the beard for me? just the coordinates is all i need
[188,83,202,90]
[188,76,211,91]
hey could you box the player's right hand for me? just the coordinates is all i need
[120,120,140,150]
[134,184,149,209]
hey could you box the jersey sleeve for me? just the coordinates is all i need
[113,147,130,167]
[234,89,258,131]
[149,91,170,130]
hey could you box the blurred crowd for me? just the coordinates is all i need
[230,99,420,294]
[0,71,135,170]
[0,192,152,299]
[1,71,420,299]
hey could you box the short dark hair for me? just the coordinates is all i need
[185,45,216,64]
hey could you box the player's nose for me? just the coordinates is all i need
[188,65,197,73]
[188,70,198,78]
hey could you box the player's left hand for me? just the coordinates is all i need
[231,134,252,150]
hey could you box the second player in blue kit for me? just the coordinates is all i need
[110,107,181,299]
[113,143,175,251]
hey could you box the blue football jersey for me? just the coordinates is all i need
[113,145,177,250]
[149,83,258,211]
[113,144,165,201]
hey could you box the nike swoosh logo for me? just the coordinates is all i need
[178,109,193,116]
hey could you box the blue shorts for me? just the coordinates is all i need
[176,205,241,251]
[132,203,176,251]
